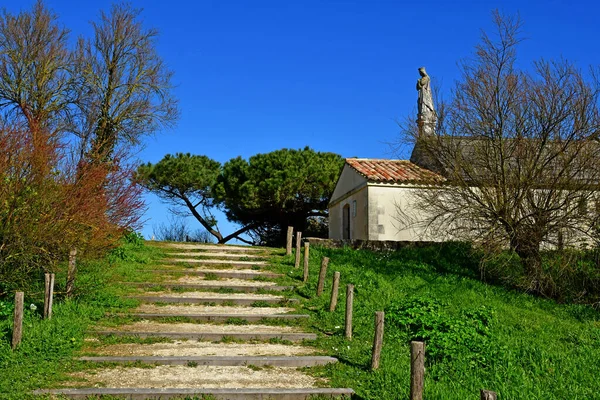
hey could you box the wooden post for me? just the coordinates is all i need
[12,292,24,349]
[303,242,310,283]
[329,271,340,312]
[294,232,302,268]
[410,341,425,400]
[345,284,354,339]
[66,248,77,298]
[371,311,385,370]
[44,273,55,320]
[316,257,329,296]
[286,226,294,255]
[480,390,497,400]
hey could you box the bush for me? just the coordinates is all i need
[386,295,495,367]
[481,249,600,306]
[0,128,144,295]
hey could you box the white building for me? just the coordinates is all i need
[328,158,444,241]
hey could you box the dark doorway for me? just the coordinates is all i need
[342,204,350,239]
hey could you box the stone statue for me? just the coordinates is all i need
[416,67,436,135]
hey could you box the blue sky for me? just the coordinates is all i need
[5,0,600,239]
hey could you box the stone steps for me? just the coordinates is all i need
[146,269,283,279]
[123,282,293,292]
[35,388,355,399]
[123,313,309,322]
[166,252,267,259]
[91,330,317,342]
[165,258,268,267]
[159,243,265,252]
[78,355,337,367]
[42,242,354,398]
[128,295,296,305]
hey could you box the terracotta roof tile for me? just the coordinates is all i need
[346,158,445,184]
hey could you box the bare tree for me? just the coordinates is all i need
[153,216,215,243]
[0,1,73,155]
[74,3,178,163]
[398,11,600,290]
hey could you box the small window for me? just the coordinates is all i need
[352,200,357,217]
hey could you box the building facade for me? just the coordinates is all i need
[328,158,444,241]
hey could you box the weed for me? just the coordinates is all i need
[219,336,243,344]
[267,337,293,345]
[251,301,272,307]
[203,272,220,281]
[225,318,248,325]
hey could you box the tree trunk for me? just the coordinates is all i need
[513,237,543,291]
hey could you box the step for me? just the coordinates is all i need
[35,388,355,399]
[123,282,293,292]
[160,243,265,252]
[78,355,337,367]
[124,313,309,322]
[147,270,283,279]
[91,331,317,341]
[166,258,268,267]
[167,252,267,259]
[128,296,297,305]
[82,341,316,357]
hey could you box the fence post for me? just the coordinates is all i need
[12,292,24,350]
[345,284,354,340]
[286,226,293,256]
[371,311,385,370]
[410,341,425,400]
[329,271,340,312]
[303,242,310,283]
[480,390,497,400]
[66,248,77,298]
[316,257,329,296]
[44,273,55,320]
[294,232,302,268]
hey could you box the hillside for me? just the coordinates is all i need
[1,239,599,399]
[273,244,600,399]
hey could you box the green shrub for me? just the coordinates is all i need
[386,295,495,367]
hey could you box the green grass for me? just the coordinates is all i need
[268,244,600,400]
[0,238,168,399]
[3,238,598,399]
[203,272,220,281]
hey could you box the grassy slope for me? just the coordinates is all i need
[2,240,599,399]
[269,244,600,400]
[0,239,165,399]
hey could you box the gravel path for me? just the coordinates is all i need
[84,341,315,357]
[155,267,276,274]
[160,243,264,252]
[62,241,339,395]
[169,277,277,287]
[70,365,316,388]
[167,258,267,265]
[139,291,284,300]
[134,304,294,315]
[97,321,301,333]
[167,252,266,259]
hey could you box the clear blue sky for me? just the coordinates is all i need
[6,0,600,239]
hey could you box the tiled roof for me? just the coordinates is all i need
[346,158,445,184]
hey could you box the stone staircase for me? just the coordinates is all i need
[37,242,354,399]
